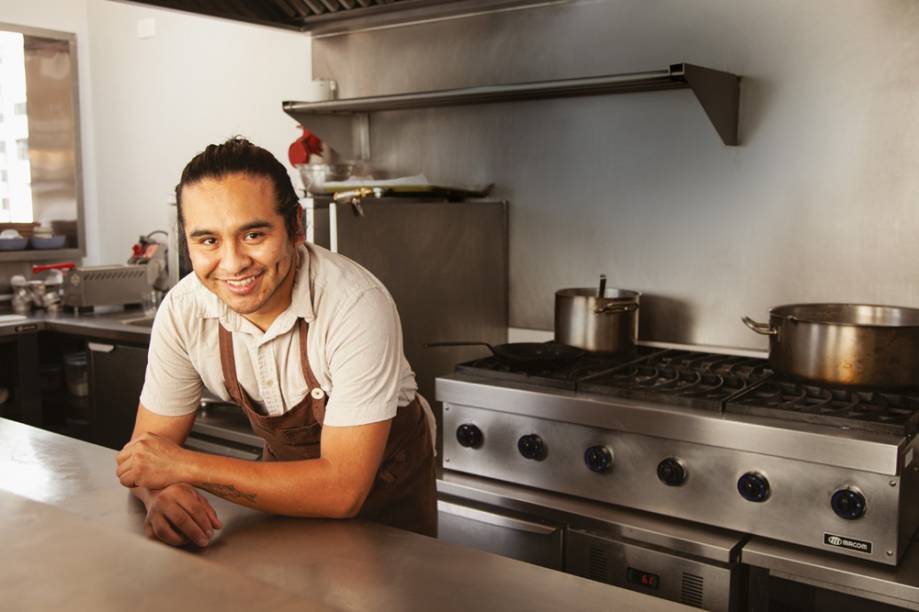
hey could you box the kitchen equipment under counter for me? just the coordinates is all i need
[0,418,694,612]
[438,471,748,611]
[742,535,919,611]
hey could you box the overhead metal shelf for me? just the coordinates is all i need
[282,63,741,159]
[0,248,82,263]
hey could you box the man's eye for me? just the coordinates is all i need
[244,232,264,240]
[199,237,217,246]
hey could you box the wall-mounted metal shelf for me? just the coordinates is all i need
[0,248,82,263]
[282,62,741,159]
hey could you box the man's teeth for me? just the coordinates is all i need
[226,276,257,288]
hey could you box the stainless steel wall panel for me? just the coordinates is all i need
[311,0,919,349]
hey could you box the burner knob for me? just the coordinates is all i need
[456,424,483,449]
[831,488,867,520]
[657,458,687,486]
[584,446,614,473]
[517,434,546,460]
[737,472,770,503]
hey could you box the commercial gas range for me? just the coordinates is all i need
[436,347,919,573]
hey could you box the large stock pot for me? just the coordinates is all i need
[742,303,919,388]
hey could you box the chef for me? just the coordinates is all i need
[115,137,437,547]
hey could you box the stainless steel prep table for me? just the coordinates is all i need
[0,418,694,612]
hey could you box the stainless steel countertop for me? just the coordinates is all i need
[0,417,694,611]
[742,535,919,609]
[0,307,154,343]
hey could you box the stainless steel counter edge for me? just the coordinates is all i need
[742,535,919,608]
[437,470,746,564]
[437,374,908,475]
[0,310,153,343]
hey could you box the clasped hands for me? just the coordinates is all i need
[117,433,221,548]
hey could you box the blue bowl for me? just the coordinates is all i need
[0,237,28,251]
[30,235,67,249]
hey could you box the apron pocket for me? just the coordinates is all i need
[271,421,322,445]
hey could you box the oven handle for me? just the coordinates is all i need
[437,500,559,535]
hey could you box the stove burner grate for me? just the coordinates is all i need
[454,347,663,390]
[727,380,919,436]
[577,350,772,412]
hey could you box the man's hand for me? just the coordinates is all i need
[143,483,222,547]
[116,432,189,490]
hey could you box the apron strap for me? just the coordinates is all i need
[298,319,327,424]
[218,323,250,408]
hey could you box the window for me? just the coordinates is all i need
[0,141,5,154]
[16,138,27,160]
[1,198,9,212]
[13,102,26,115]
[1,170,7,182]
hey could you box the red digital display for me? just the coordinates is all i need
[627,567,660,590]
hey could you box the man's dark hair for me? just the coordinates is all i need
[175,137,300,240]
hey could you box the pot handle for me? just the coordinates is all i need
[594,303,639,315]
[742,316,777,336]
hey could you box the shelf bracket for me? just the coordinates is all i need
[672,63,740,146]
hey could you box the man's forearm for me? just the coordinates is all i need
[179,451,365,518]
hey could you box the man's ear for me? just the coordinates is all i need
[294,205,306,245]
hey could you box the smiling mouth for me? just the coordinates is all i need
[220,271,263,294]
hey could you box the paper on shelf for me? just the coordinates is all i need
[321,174,431,190]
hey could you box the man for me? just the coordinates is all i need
[115,137,437,547]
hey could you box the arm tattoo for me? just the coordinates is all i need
[198,482,257,505]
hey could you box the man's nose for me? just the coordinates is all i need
[219,240,252,274]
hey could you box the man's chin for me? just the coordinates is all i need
[222,297,263,315]
[209,287,264,315]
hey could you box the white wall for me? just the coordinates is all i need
[1,1,312,265]
[85,1,311,264]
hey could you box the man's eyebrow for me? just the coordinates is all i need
[188,220,273,239]
[239,221,272,233]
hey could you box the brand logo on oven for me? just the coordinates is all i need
[824,533,872,554]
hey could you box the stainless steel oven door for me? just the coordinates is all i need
[437,499,564,570]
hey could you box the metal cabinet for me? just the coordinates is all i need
[0,331,41,425]
[88,341,147,450]
[437,499,564,570]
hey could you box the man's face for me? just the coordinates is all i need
[181,173,301,329]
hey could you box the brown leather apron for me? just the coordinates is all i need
[217,319,437,537]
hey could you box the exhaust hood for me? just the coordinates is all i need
[119,0,552,33]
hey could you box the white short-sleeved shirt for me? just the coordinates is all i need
[140,243,422,428]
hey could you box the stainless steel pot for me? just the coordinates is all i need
[743,303,919,388]
[555,288,640,353]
